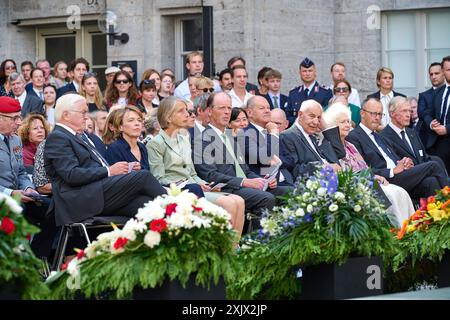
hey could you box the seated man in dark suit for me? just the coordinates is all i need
[263,69,288,111]
[44,94,166,230]
[347,98,447,200]
[193,92,279,221]
[56,58,89,99]
[280,100,341,180]
[242,95,294,187]
[188,93,211,145]
[9,72,44,118]
[381,96,448,178]
[422,56,450,175]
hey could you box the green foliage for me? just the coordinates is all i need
[228,168,399,299]
[0,195,49,299]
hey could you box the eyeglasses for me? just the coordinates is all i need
[0,114,22,121]
[187,109,196,116]
[115,79,130,84]
[334,87,349,93]
[362,109,384,118]
[202,88,214,93]
[69,110,89,117]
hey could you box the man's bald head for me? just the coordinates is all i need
[270,108,288,133]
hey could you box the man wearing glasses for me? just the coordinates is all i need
[347,98,447,200]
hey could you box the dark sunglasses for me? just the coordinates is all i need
[143,79,156,85]
[334,87,349,93]
[202,88,214,93]
[115,79,130,84]
[187,109,196,116]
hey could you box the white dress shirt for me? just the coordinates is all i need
[229,88,254,109]
[268,92,281,108]
[380,91,394,126]
[15,91,27,107]
[295,121,327,163]
[33,88,44,101]
[388,123,414,154]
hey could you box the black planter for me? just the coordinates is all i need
[301,256,384,300]
[437,251,450,288]
[0,282,21,300]
[132,275,226,300]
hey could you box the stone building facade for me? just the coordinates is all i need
[1,0,450,97]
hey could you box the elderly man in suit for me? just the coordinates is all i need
[193,92,278,223]
[243,95,294,187]
[10,72,43,118]
[381,96,448,177]
[44,93,166,228]
[280,100,341,180]
[423,56,450,174]
[347,98,447,200]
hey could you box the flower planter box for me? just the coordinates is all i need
[0,283,21,300]
[437,251,450,288]
[132,275,226,300]
[301,256,384,300]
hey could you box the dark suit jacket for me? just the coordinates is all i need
[286,82,333,126]
[44,125,109,226]
[280,124,339,179]
[20,92,44,118]
[423,85,450,148]
[87,132,107,158]
[241,123,294,185]
[347,126,400,179]
[380,125,431,165]
[193,126,260,191]
[366,90,406,100]
[56,83,77,100]
[264,93,288,111]
[105,137,150,171]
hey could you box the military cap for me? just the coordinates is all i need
[300,57,315,69]
[0,97,21,113]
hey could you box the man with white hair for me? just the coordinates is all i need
[280,99,340,179]
[44,94,166,228]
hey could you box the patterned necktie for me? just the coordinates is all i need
[400,130,414,155]
[371,131,398,163]
[273,96,279,108]
[222,133,246,178]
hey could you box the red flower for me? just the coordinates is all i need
[419,198,427,211]
[0,217,15,235]
[26,234,31,241]
[150,219,167,233]
[192,205,203,213]
[76,250,85,260]
[165,203,178,216]
[113,237,128,250]
[61,262,68,271]
[427,196,436,204]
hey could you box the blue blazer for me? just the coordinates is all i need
[56,83,77,100]
[105,137,150,171]
[422,85,450,149]
[286,82,333,126]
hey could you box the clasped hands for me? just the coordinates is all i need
[393,157,414,175]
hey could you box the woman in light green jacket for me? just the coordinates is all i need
[147,97,245,236]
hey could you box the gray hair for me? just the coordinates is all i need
[144,115,160,135]
[299,99,322,113]
[406,96,418,104]
[55,93,86,122]
[322,102,352,128]
[388,96,408,114]
[8,72,25,83]
[193,93,211,113]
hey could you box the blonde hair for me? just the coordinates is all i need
[18,113,51,144]
[195,76,214,89]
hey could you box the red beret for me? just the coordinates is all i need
[0,97,21,113]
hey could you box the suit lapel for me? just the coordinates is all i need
[292,125,322,162]
[355,126,384,158]
[385,126,415,158]
[405,128,422,160]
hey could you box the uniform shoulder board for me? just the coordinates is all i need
[319,84,328,89]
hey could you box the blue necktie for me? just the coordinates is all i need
[304,88,309,97]
[371,131,398,163]
[440,87,450,125]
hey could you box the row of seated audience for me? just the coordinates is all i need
[1,53,449,267]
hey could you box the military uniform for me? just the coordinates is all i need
[286,81,333,126]
[285,57,333,126]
